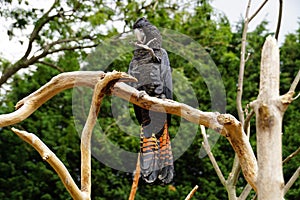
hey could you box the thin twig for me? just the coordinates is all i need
[36,61,64,72]
[292,92,300,101]
[283,146,300,164]
[275,0,283,40]
[200,125,226,186]
[128,153,141,200]
[238,183,252,200]
[237,0,252,124]
[289,69,300,93]
[228,155,241,186]
[243,109,254,132]
[284,166,300,195]
[248,0,269,23]
[184,185,199,200]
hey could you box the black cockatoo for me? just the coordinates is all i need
[128,17,174,184]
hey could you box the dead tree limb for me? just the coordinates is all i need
[184,185,199,200]
[283,147,300,164]
[275,0,283,40]
[200,125,226,186]
[284,166,300,195]
[11,128,84,200]
[128,153,141,200]
[250,36,284,200]
[80,71,136,198]
[0,71,258,191]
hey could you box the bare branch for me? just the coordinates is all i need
[289,69,300,93]
[36,61,64,72]
[243,109,255,132]
[129,153,141,200]
[227,154,241,187]
[238,183,252,200]
[236,0,252,124]
[11,128,83,200]
[200,125,226,186]
[292,92,300,101]
[0,1,98,88]
[184,185,199,200]
[279,69,300,106]
[47,44,98,55]
[284,166,300,195]
[237,0,269,123]
[283,146,300,164]
[0,71,258,191]
[275,0,283,40]
[80,71,135,197]
[23,0,59,58]
[248,0,269,23]
[251,36,284,199]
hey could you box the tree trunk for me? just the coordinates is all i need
[252,36,284,199]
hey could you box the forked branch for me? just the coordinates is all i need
[0,71,258,191]
[80,71,136,198]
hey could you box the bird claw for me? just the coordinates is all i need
[160,94,166,99]
[138,91,147,100]
[154,55,161,63]
[146,38,157,46]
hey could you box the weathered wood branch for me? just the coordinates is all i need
[238,184,252,200]
[283,146,300,164]
[0,71,105,127]
[0,70,258,191]
[200,125,226,186]
[11,128,84,200]
[284,166,300,195]
[80,71,136,198]
[289,69,300,93]
[128,153,141,200]
[184,185,199,200]
[250,36,284,200]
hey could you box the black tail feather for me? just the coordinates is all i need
[140,123,174,184]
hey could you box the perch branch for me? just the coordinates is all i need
[184,185,199,200]
[80,71,137,197]
[0,71,258,191]
[128,153,141,200]
[11,128,84,200]
[0,71,105,127]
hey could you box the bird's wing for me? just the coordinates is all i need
[160,48,173,100]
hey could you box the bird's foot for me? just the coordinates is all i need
[160,94,166,99]
[135,39,160,62]
[146,38,157,46]
[137,91,147,100]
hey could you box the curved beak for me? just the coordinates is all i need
[134,28,146,44]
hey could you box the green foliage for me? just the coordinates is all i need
[0,0,299,199]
